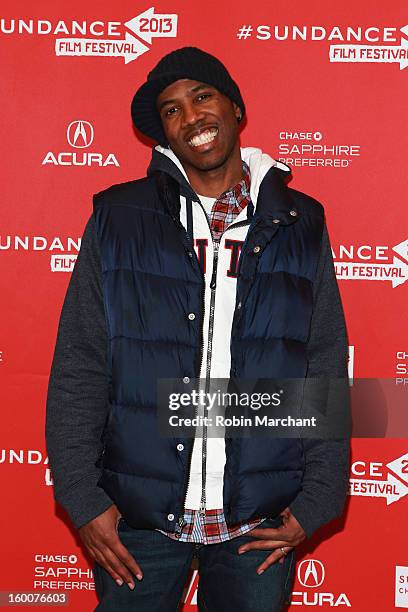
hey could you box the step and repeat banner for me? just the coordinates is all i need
[1,0,407,610]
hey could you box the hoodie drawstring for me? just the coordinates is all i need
[186,196,194,251]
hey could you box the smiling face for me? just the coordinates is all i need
[156,79,242,178]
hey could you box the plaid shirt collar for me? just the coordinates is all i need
[217,160,251,209]
[208,160,251,240]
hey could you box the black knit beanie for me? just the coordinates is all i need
[131,46,245,147]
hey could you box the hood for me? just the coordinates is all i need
[147,145,291,206]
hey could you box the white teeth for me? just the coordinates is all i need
[189,128,218,147]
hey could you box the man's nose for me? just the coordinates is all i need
[181,103,205,127]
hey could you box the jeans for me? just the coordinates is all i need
[93,516,295,611]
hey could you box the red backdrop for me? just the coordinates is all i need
[1,1,407,609]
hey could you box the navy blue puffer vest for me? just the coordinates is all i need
[93,164,324,533]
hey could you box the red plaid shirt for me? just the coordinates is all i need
[208,160,251,240]
[157,160,266,544]
[157,509,266,544]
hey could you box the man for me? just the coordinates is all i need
[46,47,350,611]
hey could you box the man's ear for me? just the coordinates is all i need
[233,102,242,122]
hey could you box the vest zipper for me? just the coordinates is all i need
[198,238,220,516]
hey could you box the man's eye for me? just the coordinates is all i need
[197,93,211,101]
[165,107,178,116]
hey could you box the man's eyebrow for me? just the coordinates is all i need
[157,84,215,113]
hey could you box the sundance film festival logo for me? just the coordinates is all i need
[291,559,351,606]
[42,119,119,168]
[0,449,52,487]
[236,23,408,70]
[349,452,408,505]
[333,239,408,288]
[0,7,178,64]
[330,25,408,70]
[0,231,80,273]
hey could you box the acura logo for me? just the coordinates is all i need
[297,559,325,588]
[67,120,94,148]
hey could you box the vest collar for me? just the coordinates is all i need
[148,145,300,227]
[255,166,300,227]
